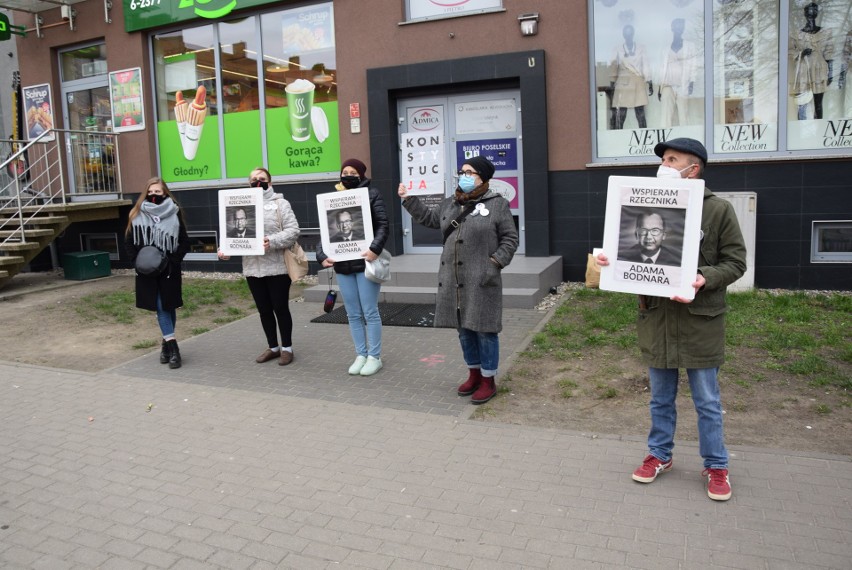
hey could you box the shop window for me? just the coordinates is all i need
[80,233,119,260]
[787,1,852,151]
[811,221,852,263]
[589,1,852,162]
[61,44,108,82]
[591,1,706,160]
[712,0,779,154]
[151,2,339,186]
[185,231,219,261]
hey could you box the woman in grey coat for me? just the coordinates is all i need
[398,156,518,404]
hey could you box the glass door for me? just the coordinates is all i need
[59,43,116,197]
[397,89,525,255]
[63,85,116,195]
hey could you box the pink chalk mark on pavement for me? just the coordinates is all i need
[419,354,445,368]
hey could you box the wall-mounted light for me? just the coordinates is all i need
[518,13,539,37]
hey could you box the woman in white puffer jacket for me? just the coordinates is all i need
[218,167,300,365]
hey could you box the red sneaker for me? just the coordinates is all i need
[632,454,673,483]
[703,468,732,501]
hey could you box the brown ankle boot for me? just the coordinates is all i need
[457,368,482,396]
[471,375,496,405]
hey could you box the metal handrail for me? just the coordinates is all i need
[0,129,122,246]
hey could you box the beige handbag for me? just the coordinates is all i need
[284,242,309,282]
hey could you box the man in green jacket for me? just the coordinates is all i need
[598,138,746,501]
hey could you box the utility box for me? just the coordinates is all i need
[62,250,111,281]
[715,192,757,292]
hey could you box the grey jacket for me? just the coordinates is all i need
[404,190,518,333]
[241,190,300,278]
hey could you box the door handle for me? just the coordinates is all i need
[403,228,410,236]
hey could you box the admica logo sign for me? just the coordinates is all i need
[124,0,286,32]
[408,108,443,132]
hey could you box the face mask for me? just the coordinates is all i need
[340,175,360,189]
[250,180,269,190]
[147,194,165,205]
[458,175,477,193]
[656,164,693,179]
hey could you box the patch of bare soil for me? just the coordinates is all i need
[0,272,267,372]
[475,299,852,458]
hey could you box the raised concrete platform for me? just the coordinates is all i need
[303,254,563,309]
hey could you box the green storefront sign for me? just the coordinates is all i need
[123,0,282,32]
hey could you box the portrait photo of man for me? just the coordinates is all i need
[226,207,255,239]
[618,208,683,266]
[328,208,363,242]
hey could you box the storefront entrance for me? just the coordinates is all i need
[397,90,525,255]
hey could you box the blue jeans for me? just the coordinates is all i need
[156,294,176,339]
[457,328,499,377]
[647,367,728,470]
[337,271,382,358]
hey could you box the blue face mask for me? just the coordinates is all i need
[458,175,477,193]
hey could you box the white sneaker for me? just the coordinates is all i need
[348,355,367,375]
[359,356,383,376]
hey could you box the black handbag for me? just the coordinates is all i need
[135,245,168,277]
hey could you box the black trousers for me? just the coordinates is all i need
[246,274,293,348]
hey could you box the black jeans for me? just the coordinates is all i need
[247,274,293,348]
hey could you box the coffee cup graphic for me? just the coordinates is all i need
[286,79,315,142]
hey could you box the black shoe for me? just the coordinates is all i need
[159,339,171,364]
[167,339,181,369]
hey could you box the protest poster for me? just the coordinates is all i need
[317,188,373,262]
[400,132,444,196]
[218,188,264,256]
[599,175,704,300]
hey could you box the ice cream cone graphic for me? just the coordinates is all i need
[183,86,208,160]
[174,91,188,156]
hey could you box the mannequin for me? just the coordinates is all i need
[610,24,653,129]
[658,18,698,127]
[841,29,851,116]
[789,2,834,120]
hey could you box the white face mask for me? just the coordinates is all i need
[656,164,693,179]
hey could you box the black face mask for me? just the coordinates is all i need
[147,194,165,205]
[250,180,269,190]
[340,176,360,189]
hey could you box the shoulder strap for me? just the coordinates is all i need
[442,203,477,245]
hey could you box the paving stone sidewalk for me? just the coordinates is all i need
[1,301,850,569]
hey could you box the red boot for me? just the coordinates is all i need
[471,375,496,405]
[457,368,482,396]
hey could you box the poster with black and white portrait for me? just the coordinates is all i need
[316,188,373,262]
[218,188,264,256]
[600,175,704,299]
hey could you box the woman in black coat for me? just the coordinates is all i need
[125,177,190,369]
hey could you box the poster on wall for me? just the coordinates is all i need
[316,188,374,262]
[407,0,503,21]
[108,67,145,133]
[599,176,704,300]
[22,83,55,142]
[218,188,264,256]
[400,132,444,196]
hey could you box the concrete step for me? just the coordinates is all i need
[0,255,26,266]
[302,254,562,309]
[0,242,41,252]
[0,229,55,238]
[0,270,8,278]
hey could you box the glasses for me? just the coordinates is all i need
[637,228,664,237]
[456,169,477,177]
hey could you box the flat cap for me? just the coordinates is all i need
[654,138,708,165]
